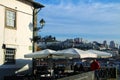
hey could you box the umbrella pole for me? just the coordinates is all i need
[49,54,53,77]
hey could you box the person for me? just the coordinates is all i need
[73,62,77,72]
[73,62,85,72]
[79,63,85,72]
[90,59,100,80]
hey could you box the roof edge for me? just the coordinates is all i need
[17,0,45,9]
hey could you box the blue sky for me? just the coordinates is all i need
[35,0,120,44]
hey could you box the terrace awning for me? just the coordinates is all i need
[52,48,97,59]
[24,49,56,58]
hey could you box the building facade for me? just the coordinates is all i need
[0,0,44,79]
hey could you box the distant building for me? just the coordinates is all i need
[118,45,120,54]
[109,41,115,49]
[74,38,83,43]
[107,50,119,57]
[103,40,108,49]
[0,0,44,80]
[66,39,74,43]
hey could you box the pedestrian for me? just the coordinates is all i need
[73,62,78,72]
[90,59,100,80]
[79,63,85,72]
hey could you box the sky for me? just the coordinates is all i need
[35,0,120,44]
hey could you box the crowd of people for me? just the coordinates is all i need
[33,58,118,80]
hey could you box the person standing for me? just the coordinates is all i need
[79,63,85,72]
[90,59,100,80]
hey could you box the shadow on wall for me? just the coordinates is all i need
[0,59,32,80]
[28,22,33,32]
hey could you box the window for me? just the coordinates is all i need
[5,8,16,29]
[4,48,16,64]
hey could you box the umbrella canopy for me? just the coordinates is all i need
[53,48,97,59]
[24,49,56,58]
[87,49,112,58]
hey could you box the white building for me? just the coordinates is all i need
[0,0,44,79]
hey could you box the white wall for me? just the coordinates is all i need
[0,5,5,64]
[0,0,33,68]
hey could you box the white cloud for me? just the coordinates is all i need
[38,0,120,42]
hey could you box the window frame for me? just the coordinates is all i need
[5,8,17,29]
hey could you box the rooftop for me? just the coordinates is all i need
[17,0,44,8]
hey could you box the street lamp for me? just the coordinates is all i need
[34,18,45,31]
[40,18,45,28]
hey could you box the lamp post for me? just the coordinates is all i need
[32,18,45,74]
[30,0,45,75]
[32,10,45,74]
